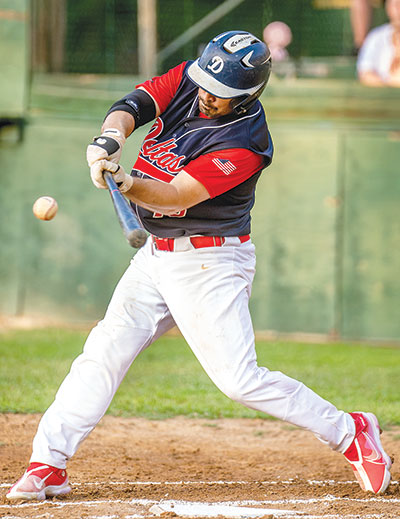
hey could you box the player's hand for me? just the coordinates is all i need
[90,159,133,193]
[86,128,126,167]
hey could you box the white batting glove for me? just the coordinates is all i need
[86,128,126,167]
[90,159,134,193]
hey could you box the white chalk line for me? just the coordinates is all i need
[1,481,398,519]
[1,494,399,509]
[1,478,399,489]
[149,500,393,519]
[0,498,391,519]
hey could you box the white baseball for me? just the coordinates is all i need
[33,196,58,221]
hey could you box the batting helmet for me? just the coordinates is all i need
[187,31,271,114]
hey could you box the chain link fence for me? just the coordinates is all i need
[31,0,387,75]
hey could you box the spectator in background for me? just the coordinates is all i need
[263,21,292,62]
[357,0,400,86]
[263,21,296,79]
[351,0,386,53]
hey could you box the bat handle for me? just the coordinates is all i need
[104,171,148,248]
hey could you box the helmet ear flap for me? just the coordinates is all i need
[231,95,247,114]
[232,83,267,115]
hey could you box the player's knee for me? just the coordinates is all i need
[219,366,270,405]
[223,387,246,403]
[220,378,253,404]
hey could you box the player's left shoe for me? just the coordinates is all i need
[6,462,71,501]
[344,412,392,494]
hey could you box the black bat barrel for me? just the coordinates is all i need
[104,172,148,248]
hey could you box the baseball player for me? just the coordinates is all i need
[7,31,392,501]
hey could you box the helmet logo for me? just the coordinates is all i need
[242,51,255,68]
[207,56,224,74]
[223,34,255,53]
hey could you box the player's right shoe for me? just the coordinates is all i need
[344,412,392,494]
[6,462,71,501]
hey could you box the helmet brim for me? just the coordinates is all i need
[187,59,264,99]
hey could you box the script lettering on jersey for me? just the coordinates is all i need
[141,119,186,174]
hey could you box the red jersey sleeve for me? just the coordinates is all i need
[183,148,265,198]
[136,62,187,114]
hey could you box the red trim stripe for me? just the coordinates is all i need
[133,156,175,183]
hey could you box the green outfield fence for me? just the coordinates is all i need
[0,0,399,342]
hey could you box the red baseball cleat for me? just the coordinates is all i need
[6,462,71,501]
[344,412,392,494]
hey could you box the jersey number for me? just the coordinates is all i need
[153,210,187,218]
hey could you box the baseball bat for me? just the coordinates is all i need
[103,171,148,248]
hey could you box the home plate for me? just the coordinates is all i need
[149,501,304,517]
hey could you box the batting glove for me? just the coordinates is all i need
[90,159,134,193]
[86,128,126,167]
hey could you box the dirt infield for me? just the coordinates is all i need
[0,414,399,518]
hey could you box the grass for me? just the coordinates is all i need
[0,328,399,425]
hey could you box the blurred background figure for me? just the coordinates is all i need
[357,0,400,86]
[351,0,379,53]
[263,21,292,62]
[350,0,387,54]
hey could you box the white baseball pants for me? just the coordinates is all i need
[31,237,355,468]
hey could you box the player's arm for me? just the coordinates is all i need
[97,61,187,139]
[125,171,210,214]
[101,87,160,138]
[358,70,386,87]
[86,88,158,178]
[98,62,186,137]
[98,82,164,140]
[350,0,373,51]
[87,63,186,187]
[96,163,210,214]
[96,146,266,213]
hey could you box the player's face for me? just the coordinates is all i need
[198,88,234,118]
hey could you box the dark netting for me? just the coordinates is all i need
[30,0,387,75]
[65,0,138,74]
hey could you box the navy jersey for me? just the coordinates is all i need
[131,61,274,238]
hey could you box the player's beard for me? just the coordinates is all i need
[198,97,234,118]
[199,98,217,117]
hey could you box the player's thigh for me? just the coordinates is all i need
[104,241,175,341]
[160,243,257,377]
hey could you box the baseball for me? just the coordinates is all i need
[33,196,58,221]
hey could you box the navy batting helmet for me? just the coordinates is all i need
[187,31,271,114]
